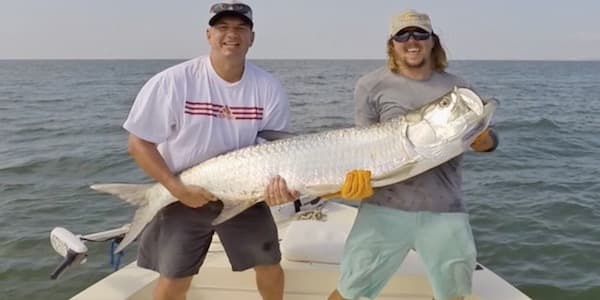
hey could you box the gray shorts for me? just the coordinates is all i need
[137,201,281,278]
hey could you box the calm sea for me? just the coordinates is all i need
[0,59,599,300]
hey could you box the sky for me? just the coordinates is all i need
[1,0,600,60]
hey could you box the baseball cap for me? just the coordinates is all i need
[209,1,253,28]
[390,10,433,36]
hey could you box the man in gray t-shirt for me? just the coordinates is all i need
[329,9,498,300]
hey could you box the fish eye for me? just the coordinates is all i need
[439,98,450,107]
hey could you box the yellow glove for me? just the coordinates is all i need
[322,170,373,201]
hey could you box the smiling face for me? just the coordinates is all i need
[391,26,434,70]
[206,16,255,61]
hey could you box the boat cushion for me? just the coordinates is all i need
[281,220,351,264]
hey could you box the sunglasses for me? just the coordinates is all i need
[392,30,431,43]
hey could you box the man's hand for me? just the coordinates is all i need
[127,135,217,208]
[471,128,499,152]
[322,170,373,201]
[173,184,218,208]
[264,175,300,206]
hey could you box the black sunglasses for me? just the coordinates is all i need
[392,30,431,43]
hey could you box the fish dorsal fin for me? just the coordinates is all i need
[90,183,152,206]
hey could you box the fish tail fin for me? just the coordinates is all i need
[90,183,155,253]
[90,183,153,206]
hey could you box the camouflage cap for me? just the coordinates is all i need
[209,1,253,27]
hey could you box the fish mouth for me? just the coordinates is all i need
[462,120,486,142]
[457,87,484,116]
[484,97,499,107]
[461,99,497,142]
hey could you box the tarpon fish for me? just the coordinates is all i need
[92,87,497,252]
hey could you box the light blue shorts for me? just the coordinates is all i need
[337,203,477,300]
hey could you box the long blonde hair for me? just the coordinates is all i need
[387,33,448,73]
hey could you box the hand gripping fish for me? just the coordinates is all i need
[92,87,497,253]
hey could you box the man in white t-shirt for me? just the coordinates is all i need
[123,2,298,300]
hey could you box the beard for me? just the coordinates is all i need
[401,56,427,69]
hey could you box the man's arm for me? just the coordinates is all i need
[127,134,216,208]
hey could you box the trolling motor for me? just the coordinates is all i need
[49,224,130,279]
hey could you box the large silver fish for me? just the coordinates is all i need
[93,87,497,252]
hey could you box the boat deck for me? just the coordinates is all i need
[72,202,531,300]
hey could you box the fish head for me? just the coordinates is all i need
[406,87,493,148]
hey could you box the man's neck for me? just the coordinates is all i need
[209,54,245,83]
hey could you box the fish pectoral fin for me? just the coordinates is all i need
[211,200,259,226]
[303,184,341,197]
[413,145,445,160]
[371,161,419,187]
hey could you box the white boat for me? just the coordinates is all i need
[58,200,531,300]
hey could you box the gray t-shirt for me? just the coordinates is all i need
[355,67,470,212]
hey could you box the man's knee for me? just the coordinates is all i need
[254,263,284,288]
[154,276,193,300]
[254,263,283,277]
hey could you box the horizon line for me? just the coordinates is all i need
[1,58,599,62]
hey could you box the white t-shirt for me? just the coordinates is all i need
[123,56,290,173]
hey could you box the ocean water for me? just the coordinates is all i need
[0,59,599,300]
